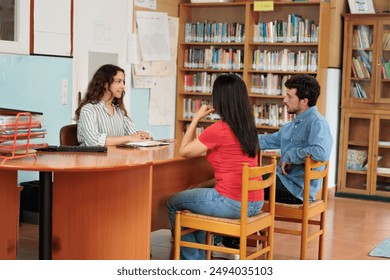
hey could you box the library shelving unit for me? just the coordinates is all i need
[175,0,331,159]
[337,13,390,200]
[0,111,47,163]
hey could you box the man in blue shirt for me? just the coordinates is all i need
[259,74,333,203]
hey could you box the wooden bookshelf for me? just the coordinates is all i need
[337,14,390,199]
[175,1,330,153]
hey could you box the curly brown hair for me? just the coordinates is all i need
[74,64,127,120]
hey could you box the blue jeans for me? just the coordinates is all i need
[167,187,263,260]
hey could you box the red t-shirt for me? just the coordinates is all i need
[198,121,263,201]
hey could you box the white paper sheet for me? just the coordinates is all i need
[148,76,176,125]
[136,11,170,61]
[134,17,178,76]
[134,0,157,10]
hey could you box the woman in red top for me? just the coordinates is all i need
[167,74,263,260]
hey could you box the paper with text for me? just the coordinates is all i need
[148,76,176,125]
[136,11,170,61]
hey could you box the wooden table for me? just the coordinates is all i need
[0,144,213,260]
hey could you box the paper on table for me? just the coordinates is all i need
[119,140,170,147]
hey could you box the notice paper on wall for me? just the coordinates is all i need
[134,0,157,10]
[136,11,171,61]
[148,76,176,126]
[134,17,179,76]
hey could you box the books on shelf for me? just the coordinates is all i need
[253,104,293,127]
[183,72,242,93]
[185,21,245,43]
[352,56,371,79]
[252,49,317,72]
[382,56,390,79]
[352,25,372,49]
[250,73,291,96]
[253,14,319,44]
[383,29,390,49]
[184,47,243,71]
[350,82,367,98]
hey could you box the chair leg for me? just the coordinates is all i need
[300,219,309,260]
[239,235,247,260]
[173,212,181,260]
[267,227,273,260]
[206,232,212,260]
[318,212,326,260]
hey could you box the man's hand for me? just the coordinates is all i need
[281,161,293,176]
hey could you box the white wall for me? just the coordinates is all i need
[71,0,173,139]
[325,68,341,188]
[72,0,132,118]
[33,0,71,56]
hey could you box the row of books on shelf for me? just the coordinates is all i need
[383,29,390,49]
[253,15,319,43]
[184,15,321,45]
[182,98,218,120]
[382,57,390,79]
[350,82,367,98]
[184,47,243,70]
[352,25,372,49]
[183,103,294,132]
[184,124,205,139]
[182,98,292,128]
[250,74,291,96]
[351,55,371,79]
[183,72,242,93]
[252,49,317,72]
[254,104,293,127]
[184,21,245,43]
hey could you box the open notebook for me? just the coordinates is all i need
[117,140,171,148]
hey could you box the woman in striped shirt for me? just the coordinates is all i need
[74,64,152,146]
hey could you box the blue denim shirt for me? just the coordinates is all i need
[258,106,333,201]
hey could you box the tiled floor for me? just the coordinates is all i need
[17,196,390,260]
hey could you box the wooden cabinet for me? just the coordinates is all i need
[175,1,331,151]
[337,14,390,199]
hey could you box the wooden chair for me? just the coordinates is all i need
[59,124,79,146]
[173,157,277,260]
[273,155,329,260]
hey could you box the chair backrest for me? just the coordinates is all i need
[59,124,79,146]
[303,155,329,208]
[241,157,277,222]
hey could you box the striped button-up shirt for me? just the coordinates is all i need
[77,101,138,146]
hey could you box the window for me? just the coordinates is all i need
[0,0,30,54]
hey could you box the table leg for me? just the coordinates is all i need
[39,171,52,260]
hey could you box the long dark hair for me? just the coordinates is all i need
[212,74,258,158]
[74,64,127,120]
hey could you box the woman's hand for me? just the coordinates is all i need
[128,131,153,142]
[194,104,215,121]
